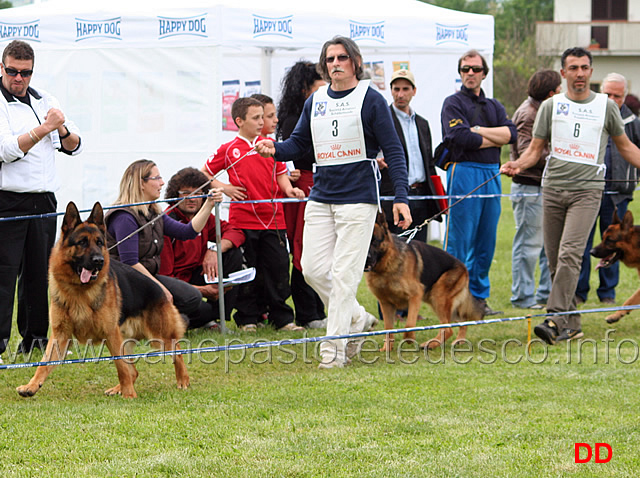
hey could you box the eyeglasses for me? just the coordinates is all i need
[460,65,484,73]
[178,190,199,197]
[3,65,33,78]
[144,175,162,181]
[325,54,350,64]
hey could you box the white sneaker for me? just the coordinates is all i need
[305,319,327,329]
[318,356,349,369]
[363,312,379,332]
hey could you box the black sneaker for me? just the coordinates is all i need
[534,319,559,345]
[16,339,48,354]
[556,328,584,342]
[476,298,502,316]
[574,295,586,305]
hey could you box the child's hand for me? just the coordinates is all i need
[223,184,247,200]
[289,169,301,182]
[288,187,305,199]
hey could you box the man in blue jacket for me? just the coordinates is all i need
[440,49,516,316]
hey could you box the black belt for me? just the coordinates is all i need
[409,181,427,190]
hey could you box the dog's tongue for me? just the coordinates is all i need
[80,268,93,283]
[595,260,606,271]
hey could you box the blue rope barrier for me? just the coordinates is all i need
[2,305,639,371]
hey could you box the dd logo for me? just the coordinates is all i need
[574,443,612,463]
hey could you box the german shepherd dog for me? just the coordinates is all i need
[591,210,640,324]
[364,211,484,351]
[16,202,189,398]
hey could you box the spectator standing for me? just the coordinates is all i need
[256,36,412,368]
[0,40,83,356]
[575,72,640,305]
[202,97,305,333]
[159,167,245,327]
[502,47,640,344]
[440,49,517,316]
[509,69,561,309]
[380,68,443,242]
[277,61,327,329]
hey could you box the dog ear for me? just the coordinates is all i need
[622,210,634,231]
[88,202,105,229]
[62,201,81,236]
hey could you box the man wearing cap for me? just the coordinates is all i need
[379,69,442,242]
[441,49,516,316]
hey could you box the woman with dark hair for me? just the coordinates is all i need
[278,61,326,328]
[105,159,222,326]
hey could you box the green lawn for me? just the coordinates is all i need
[1,178,639,477]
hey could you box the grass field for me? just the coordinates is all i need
[2,177,640,477]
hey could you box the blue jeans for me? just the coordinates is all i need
[510,183,551,307]
[445,162,501,300]
[576,195,630,301]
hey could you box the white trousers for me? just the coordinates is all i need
[301,201,377,363]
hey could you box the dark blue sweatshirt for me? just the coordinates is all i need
[274,84,409,205]
[440,85,516,164]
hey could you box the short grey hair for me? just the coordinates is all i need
[601,72,628,96]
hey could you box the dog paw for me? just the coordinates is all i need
[104,384,121,396]
[605,313,623,324]
[420,339,442,350]
[16,384,37,397]
[176,377,190,390]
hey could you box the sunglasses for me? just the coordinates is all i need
[325,54,350,64]
[3,65,33,78]
[460,65,484,74]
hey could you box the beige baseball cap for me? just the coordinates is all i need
[390,69,416,87]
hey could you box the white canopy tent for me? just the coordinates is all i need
[0,0,494,213]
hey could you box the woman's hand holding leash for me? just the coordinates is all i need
[393,202,412,230]
[255,139,276,157]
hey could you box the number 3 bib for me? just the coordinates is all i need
[551,92,607,167]
[310,80,371,167]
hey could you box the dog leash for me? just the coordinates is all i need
[398,171,501,243]
[108,144,258,252]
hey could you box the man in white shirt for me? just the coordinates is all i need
[0,40,83,357]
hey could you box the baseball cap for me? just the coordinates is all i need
[390,69,416,87]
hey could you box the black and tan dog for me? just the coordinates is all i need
[16,202,189,399]
[591,210,640,324]
[364,211,483,351]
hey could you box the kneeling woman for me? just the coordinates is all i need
[106,159,221,326]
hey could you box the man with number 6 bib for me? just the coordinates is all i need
[501,47,640,344]
[256,36,412,368]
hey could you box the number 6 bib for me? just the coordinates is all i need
[551,92,607,167]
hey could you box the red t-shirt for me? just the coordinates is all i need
[204,135,289,230]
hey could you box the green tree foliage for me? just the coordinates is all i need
[0,1,12,10]
[425,0,554,114]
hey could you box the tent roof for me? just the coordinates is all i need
[0,0,494,51]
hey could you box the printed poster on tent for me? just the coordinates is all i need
[222,80,240,131]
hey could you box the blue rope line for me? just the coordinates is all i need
[2,305,639,371]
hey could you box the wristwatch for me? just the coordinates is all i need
[472,125,480,132]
